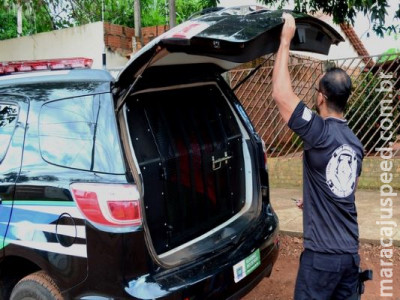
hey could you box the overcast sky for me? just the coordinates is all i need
[219,0,399,56]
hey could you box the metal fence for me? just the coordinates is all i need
[229,53,400,157]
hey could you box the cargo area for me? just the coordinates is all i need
[125,83,248,255]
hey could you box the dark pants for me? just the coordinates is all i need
[294,249,360,300]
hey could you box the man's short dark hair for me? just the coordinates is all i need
[319,68,352,113]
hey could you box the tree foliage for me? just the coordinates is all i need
[258,0,400,37]
[66,0,135,26]
[0,0,56,40]
[6,0,398,40]
[0,0,220,40]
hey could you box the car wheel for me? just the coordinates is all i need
[10,271,63,300]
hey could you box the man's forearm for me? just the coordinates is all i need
[272,42,293,98]
[271,41,299,123]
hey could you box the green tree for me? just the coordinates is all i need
[258,0,400,37]
[141,0,165,27]
[176,0,202,23]
[49,0,136,27]
[141,0,220,26]
[53,0,219,27]
[0,0,55,40]
[2,0,398,40]
[0,9,17,39]
[0,0,220,40]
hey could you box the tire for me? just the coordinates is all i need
[10,271,63,300]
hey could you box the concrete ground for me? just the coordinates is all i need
[270,187,400,246]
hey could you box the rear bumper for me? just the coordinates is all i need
[126,226,280,300]
[123,201,280,299]
[66,208,279,300]
[74,242,278,300]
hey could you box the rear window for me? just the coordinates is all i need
[39,94,125,174]
[0,103,19,162]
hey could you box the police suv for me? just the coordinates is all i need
[0,7,343,299]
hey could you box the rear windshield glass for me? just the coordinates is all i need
[0,103,19,162]
[39,94,125,174]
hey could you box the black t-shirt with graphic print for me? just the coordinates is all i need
[288,101,364,254]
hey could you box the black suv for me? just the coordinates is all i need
[0,7,343,300]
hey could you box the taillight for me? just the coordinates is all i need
[70,183,142,232]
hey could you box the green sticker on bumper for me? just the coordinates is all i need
[233,249,261,283]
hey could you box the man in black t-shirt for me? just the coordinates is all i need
[272,13,364,299]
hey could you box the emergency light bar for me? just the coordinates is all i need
[0,57,93,75]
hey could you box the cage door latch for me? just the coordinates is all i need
[212,152,233,171]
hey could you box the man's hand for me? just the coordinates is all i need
[296,198,303,210]
[281,13,296,46]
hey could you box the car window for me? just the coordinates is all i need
[0,103,19,163]
[39,94,125,174]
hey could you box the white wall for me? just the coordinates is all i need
[0,22,127,70]
[106,49,129,71]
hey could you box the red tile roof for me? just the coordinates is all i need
[339,23,373,67]
[314,13,372,66]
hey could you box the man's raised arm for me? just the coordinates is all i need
[272,13,300,123]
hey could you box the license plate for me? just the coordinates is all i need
[233,249,261,283]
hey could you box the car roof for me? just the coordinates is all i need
[0,69,113,87]
[0,69,113,101]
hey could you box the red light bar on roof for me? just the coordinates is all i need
[0,57,93,75]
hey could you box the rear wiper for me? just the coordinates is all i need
[232,55,271,91]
